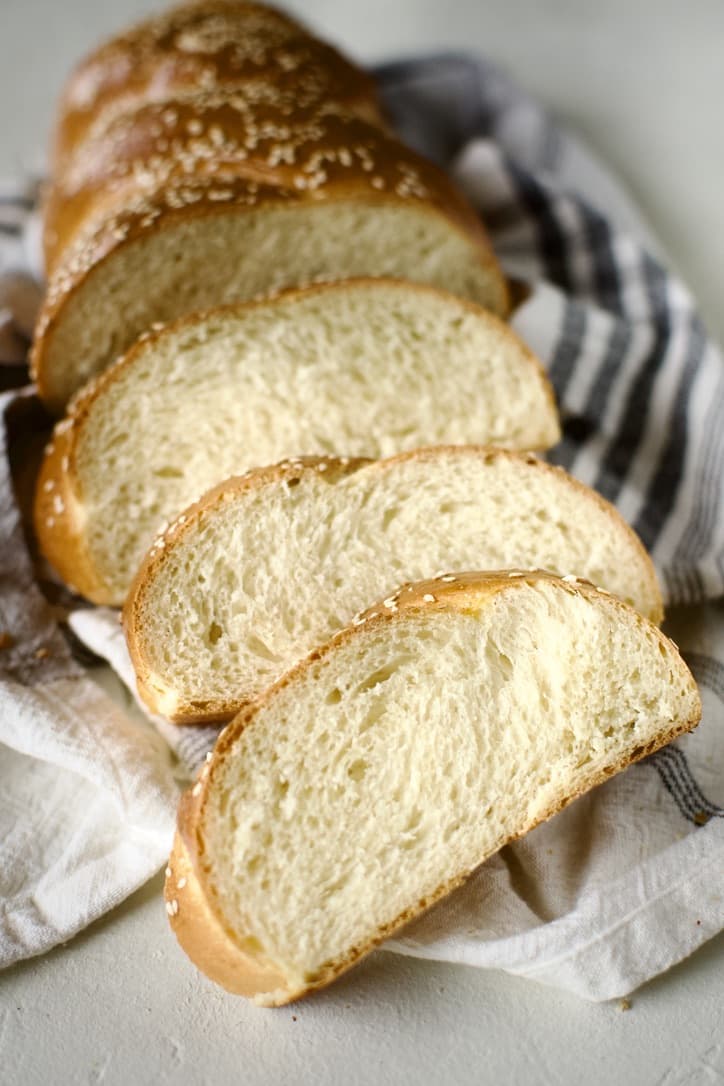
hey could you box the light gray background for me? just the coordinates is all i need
[2,2,724,1083]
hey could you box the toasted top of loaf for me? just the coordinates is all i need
[33,160,509,413]
[165,570,699,1004]
[53,0,381,169]
[34,280,558,604]
[122,446,664,724]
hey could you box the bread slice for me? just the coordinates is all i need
[122,447,664,724]
[32,164,509,413]
[35,281,558,604]
[45,96,393,274]
[164,570,700,1005]
[52,0,382,171]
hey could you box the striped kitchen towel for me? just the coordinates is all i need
[1,54,722,999]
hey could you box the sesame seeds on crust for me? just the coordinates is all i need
[55,1,381,167]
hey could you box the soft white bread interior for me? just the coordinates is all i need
[123,447,664,723]
[35,281,559,604]
[165,570,700,1005]
[33,179,508,414]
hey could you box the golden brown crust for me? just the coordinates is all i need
[33,415,112,603]
[168,571,700,1004]
[53,0,381,171]
[165,828,291,1000]
[122,443,663,724]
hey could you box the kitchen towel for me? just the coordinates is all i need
[1,54,722,999]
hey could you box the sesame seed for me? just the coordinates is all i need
[43,479,55,492]
[166,899,179,917]
[562,574,578,583]
[177,877,187,890]
[192,781,202,796]
[352,613,366,626]
[422,594,436,603]
[440,574,457,583]
[165,866,172,879]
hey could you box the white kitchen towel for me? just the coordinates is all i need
[1,55,723,999]
[0,392,179,970]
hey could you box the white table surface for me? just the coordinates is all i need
[2,2,724,1083]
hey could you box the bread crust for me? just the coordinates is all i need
[52,0,382,171]
[33,416,111,603]
[165,827,290,1000]
[122,444,664,724]
[165,570,700,1004]
[33,165,509,412]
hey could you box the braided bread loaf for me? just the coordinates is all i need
[34,0,509,413]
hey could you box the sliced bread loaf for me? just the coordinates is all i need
[122,447,664,723]
[35,281,558,605]
[165,570,699,1004]
[32,163,508,413]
